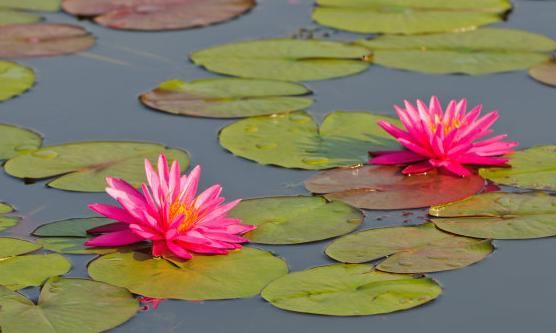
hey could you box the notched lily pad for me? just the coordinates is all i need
[88,247,288,300]
[140,78,313,118]
[0,123,42,160]
[229,196,363,244]
[62,0,255,31]
[529,59,556,87]
[261,264,442,316]
[4,141,190,192]
[0,62,35,102]
[313,0,511,35]
[431,192,556,239]
[356,28,556,75]
[0,202,21,232]
[0,277,138,333]
[326,223,493,273]
[305,165,485,210]
[219,111,400,169]
[191,39,371,81]
[0,23,95,58]
[479,145,556,191]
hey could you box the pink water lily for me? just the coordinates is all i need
[85,154,255,259]
[370,96,518,177]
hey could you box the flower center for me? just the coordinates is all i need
[169,201,200,233]
[429,115,464,135]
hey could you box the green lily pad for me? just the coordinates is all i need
[191,39,370,81]
[4,141,190,192]
[326,223,493,273]
[0,0,60,11]
[0,202,11,214]
[0,238,41,257]
[229,196,363,244]
[313,0,511,35]
[219,111,400,169]
[0,203,20,232]
[431,192,556,240]
[0,123,42,160]
[0,10,41,25]
[0,61,35,102]
[305,165,485,210]
[140,78,313,118]
[479,145,556,191]
[88,247,288,300]
[356,28,556,75]
[0,277,138,333]
[32,217,112,237]
[261,264,442,316]
[529,59,556,87]
[40,237,144,255]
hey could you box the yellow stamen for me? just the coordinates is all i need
[169,200,200,232]
[428,117,465,136]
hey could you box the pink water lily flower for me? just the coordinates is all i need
[85,154,255,259]
[370,96,518,177]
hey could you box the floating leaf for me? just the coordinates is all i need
[88,247,288,300]
[0,203,20,232]
[0,277,138,333]
[191,39,370,81]
[529,59,556,87]
[229,196,363,244]
[0,123,42,160]
[4,141,190,192]
[261,264,441,316]
[479,145,556,191]
[326,223,493,273]
[39,237,143,255]
[431,192,556,240]
[305,165,485,210]
[313,0,511,35]
[0,10,41,25]
[0,238,41,257]
[0,23,95,58]
[140,78,313,118]
[219,111,399,169]
[356,28,556,75]
[0,62,35,102]
[0,0,61,11]
[62,0,255,31]
[32,217,112,237]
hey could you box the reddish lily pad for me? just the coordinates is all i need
[529,59,556,87]
[0,23,95,58]
[304,165,485,210]
[62,0,256,31]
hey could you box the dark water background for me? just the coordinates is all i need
[1,0,556,332]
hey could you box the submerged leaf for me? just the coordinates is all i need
[0,62,35,102]
[326,223,493,273]
[140,78,313,118]
[529,59,556,87]
[191,39,370,81]
[0,203,21,232]
[219,111,399,169]
[261,264,441,316]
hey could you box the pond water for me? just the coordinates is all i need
[1,0,556,332]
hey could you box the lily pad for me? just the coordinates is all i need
[219,111,400,169]
[4,141,190,192]
[140,78,313,118]
[191,39,371,81]
[229,196,363,244]
[62,0,255,31]
[431,192,556,240]
[529,59,556,87]
[0,124,41,160]
[261,264,441,316]
[88,247,288,300]
[0,0,61,11]
[356,28,556,75]
[479,145,556,191]
[325,223,493,273]
[0,203,21,232]
[39,237,144,255]
[32,217,112,237]
[0,277,138,333]
[0,10,41,25]
[0,61,35,102]
[0,23,95,58]
[0,238,41,257]
[305,165,485,210]
[313,0,511,35]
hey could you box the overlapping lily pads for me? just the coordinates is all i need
[191,39,371,81]
[88,247,288,300]
[0,238,71,289]
[356,28,556,75]
[305,165,485,210]
[4,141,190,192]
[529,59,556,86]
[0,202,21,232]
[261,264,442,316]
[431,192,556,239]
[62,0,255,31]
[0,123,42,160]
[326,223,493,273]
[140,78,313,118]
[219,111,400,169]
[0,23,95,58]
[0,277,138,333]
[479,145,556,190]
[229,196,363,244]
[0,62,35,102]
[313,0,511,35]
